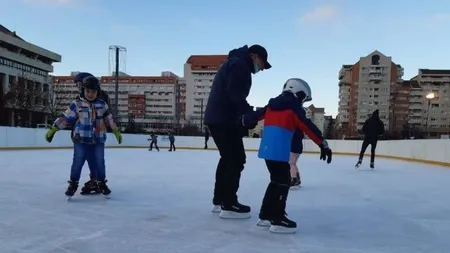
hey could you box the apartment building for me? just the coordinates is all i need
[410,69,450,137]
[323,115,334,138]
[305,104,325,134]
[0,25,61,126]
[338,50,404,137]
[184,55,227,128]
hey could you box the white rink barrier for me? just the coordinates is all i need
[0,126,449,167]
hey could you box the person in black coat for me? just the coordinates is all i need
[168,132,176,151]
[204,127,209,149]
[204,44,272,219]
[289,129,304,188]
[355,109,385,169]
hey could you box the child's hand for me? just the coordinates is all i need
[113,129,122,144]
[45,126,58,143]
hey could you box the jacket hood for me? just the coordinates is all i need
[372,109,380,119]
[267,92,299,111]
[227,45,255,73]
[228,45,250,58]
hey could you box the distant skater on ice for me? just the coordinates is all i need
[243,77,333,234]
[148,133,160,151]
[168,131,176,151]
[45,76,122,200]
[355,109,385,170]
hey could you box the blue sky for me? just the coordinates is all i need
[2,0,450,116]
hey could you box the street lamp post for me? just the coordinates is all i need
[425,92,435,138]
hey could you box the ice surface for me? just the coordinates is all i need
[0,148,449,253]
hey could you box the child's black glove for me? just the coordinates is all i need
[319,140,332,164]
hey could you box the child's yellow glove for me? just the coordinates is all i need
[45,126,58,143]
[112,129,122,144]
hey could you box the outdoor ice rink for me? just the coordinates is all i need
[0,148,449,253]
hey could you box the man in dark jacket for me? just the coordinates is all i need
[72,72,112,195]
[168,132,176,151]
[355,109,385,169]
[204,127,209,149]
[204,44,271,219]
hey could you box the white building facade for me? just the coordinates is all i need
[0,25,61,126]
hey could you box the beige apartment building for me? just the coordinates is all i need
[409,69,450,137]
[183,55,227,129]
[338,50,404,137]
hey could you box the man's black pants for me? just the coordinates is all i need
[208,125,246,206]
[358,138,377,163]
[260,160,291,219]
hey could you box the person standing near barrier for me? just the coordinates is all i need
[355,109,385,170]
[204,44,272,219]
[168,132,176,151]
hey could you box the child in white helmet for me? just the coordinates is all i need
[241,78,332,234]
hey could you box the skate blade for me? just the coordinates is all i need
[66,196,72,201]
[219,210,251,219]
[211,205,221,213]
[269,225,297,234]
[103,194,111,199]
[290,186,300,190]
[256,219,271,227]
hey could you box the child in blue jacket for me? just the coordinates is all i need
[45,76,122,200]
[241,78,332,234]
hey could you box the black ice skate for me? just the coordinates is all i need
[97,180,111,199]
[211,199,222,213]
[256,213,273,227]
[65,180,79,200]
[80,179,101,195]
[370,162,375,170]
[219,202,251,219]
[290,177,301,189]
[355,159,362,169]
[269,215,297,234]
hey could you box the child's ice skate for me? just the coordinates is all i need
[97,180,111,199]
[269,214,297,234]
[65,180,79,201]
[80,179,101,195]
[355,159,362,170]
[290,177,301,189]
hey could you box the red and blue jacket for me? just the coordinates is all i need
[245,92,325,162]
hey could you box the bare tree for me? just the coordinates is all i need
[4,73,44,126]
[43,82,72,122]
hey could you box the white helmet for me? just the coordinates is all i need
[282,78,312,102]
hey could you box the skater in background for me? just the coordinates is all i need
[45,76,122,200]
[355,109,385,169]
[72,72,112,195]
[289,129,304,188]
[148,133,159,151]
[204,44,272,218]
[204,127,209,149]
[168,131,176,151]
[242,78,332,234]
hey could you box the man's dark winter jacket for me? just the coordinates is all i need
[362,110,385,140]
[204,45,255,126]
